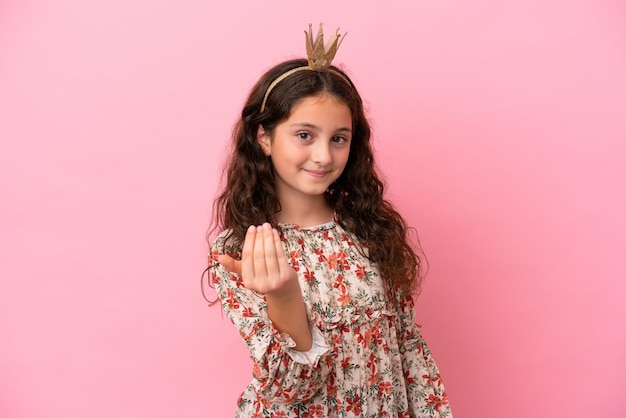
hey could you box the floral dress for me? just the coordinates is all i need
[210,220,452,417]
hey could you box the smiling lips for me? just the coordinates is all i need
[304,169,329,178]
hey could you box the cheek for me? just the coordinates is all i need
[337,149,351,168]
[272,149,303,170]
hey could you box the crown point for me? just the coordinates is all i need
[305,22,346,71]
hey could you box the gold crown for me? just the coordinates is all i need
[260,23,348,112]
[305,23,347,70]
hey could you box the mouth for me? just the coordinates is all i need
[304,169,329,179]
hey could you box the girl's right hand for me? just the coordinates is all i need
[218,223,301,298]
[218,223,312,350]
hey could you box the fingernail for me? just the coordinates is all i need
[247,225,255,233]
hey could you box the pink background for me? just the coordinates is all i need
[1,1,625,417]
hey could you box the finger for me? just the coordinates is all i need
[271,227,285,257]
[252,225,268,280]
[241,225,256,280]
[272,229,301,296]
[272,228,291,277]
[262,223,280,279]
[217,254,242,276]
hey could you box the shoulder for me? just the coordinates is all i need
[210,229,242,257]
[333,222,369,254]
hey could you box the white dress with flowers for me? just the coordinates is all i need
[210,220,452,417]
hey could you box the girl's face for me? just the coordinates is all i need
[257,93,352,210]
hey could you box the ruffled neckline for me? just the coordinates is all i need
[275,219,337,232]
[274,211,340,232]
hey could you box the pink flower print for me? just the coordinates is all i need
[314,248,326,262]
[378,381,392,396]
[230,273,244,288]
[346,394,361,415]
[327,253,337,270]
[368,371,380,385]
[404,369,415,385]
[307,405,323,417]
[225,289,239,310]
[337,288,351,306]
[340,233,354,246]
[426,393,449,410]
[288,250,301,271]
[336,249,350,270]
[355,264,367,280]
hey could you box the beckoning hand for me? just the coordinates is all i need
[218,223,301,298]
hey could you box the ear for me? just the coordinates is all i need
[256,125,271,156]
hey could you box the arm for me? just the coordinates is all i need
[266,292,311,351]
[212,224,330,404]
[247,223,312,350]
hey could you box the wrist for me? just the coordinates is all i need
[265,290,304,310]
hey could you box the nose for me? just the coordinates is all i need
[311,140,332,166]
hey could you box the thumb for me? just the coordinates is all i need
[217,254,242,276]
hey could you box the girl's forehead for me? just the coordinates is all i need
[284,94,351,123]
[288,94,350,115]
[307,92,344,103]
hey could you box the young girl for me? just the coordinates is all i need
[206,24,452,417]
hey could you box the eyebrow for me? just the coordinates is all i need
[287,122,352,133]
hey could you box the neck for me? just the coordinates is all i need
[274,196,334,227]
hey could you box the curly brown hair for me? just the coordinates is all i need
[208,59,424,295]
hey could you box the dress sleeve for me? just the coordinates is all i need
[390,286,450,412]
[390,286,421,344]
[210,236,331,405]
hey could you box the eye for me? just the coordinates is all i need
[331,135,349,144]
[297,132,312,141]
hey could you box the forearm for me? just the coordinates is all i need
[214,268,328,404]
[266,292,312,351]
[211,232,329,404]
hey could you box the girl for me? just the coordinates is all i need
[206,24,452,417]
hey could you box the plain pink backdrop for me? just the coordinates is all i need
[1,1,625,417]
